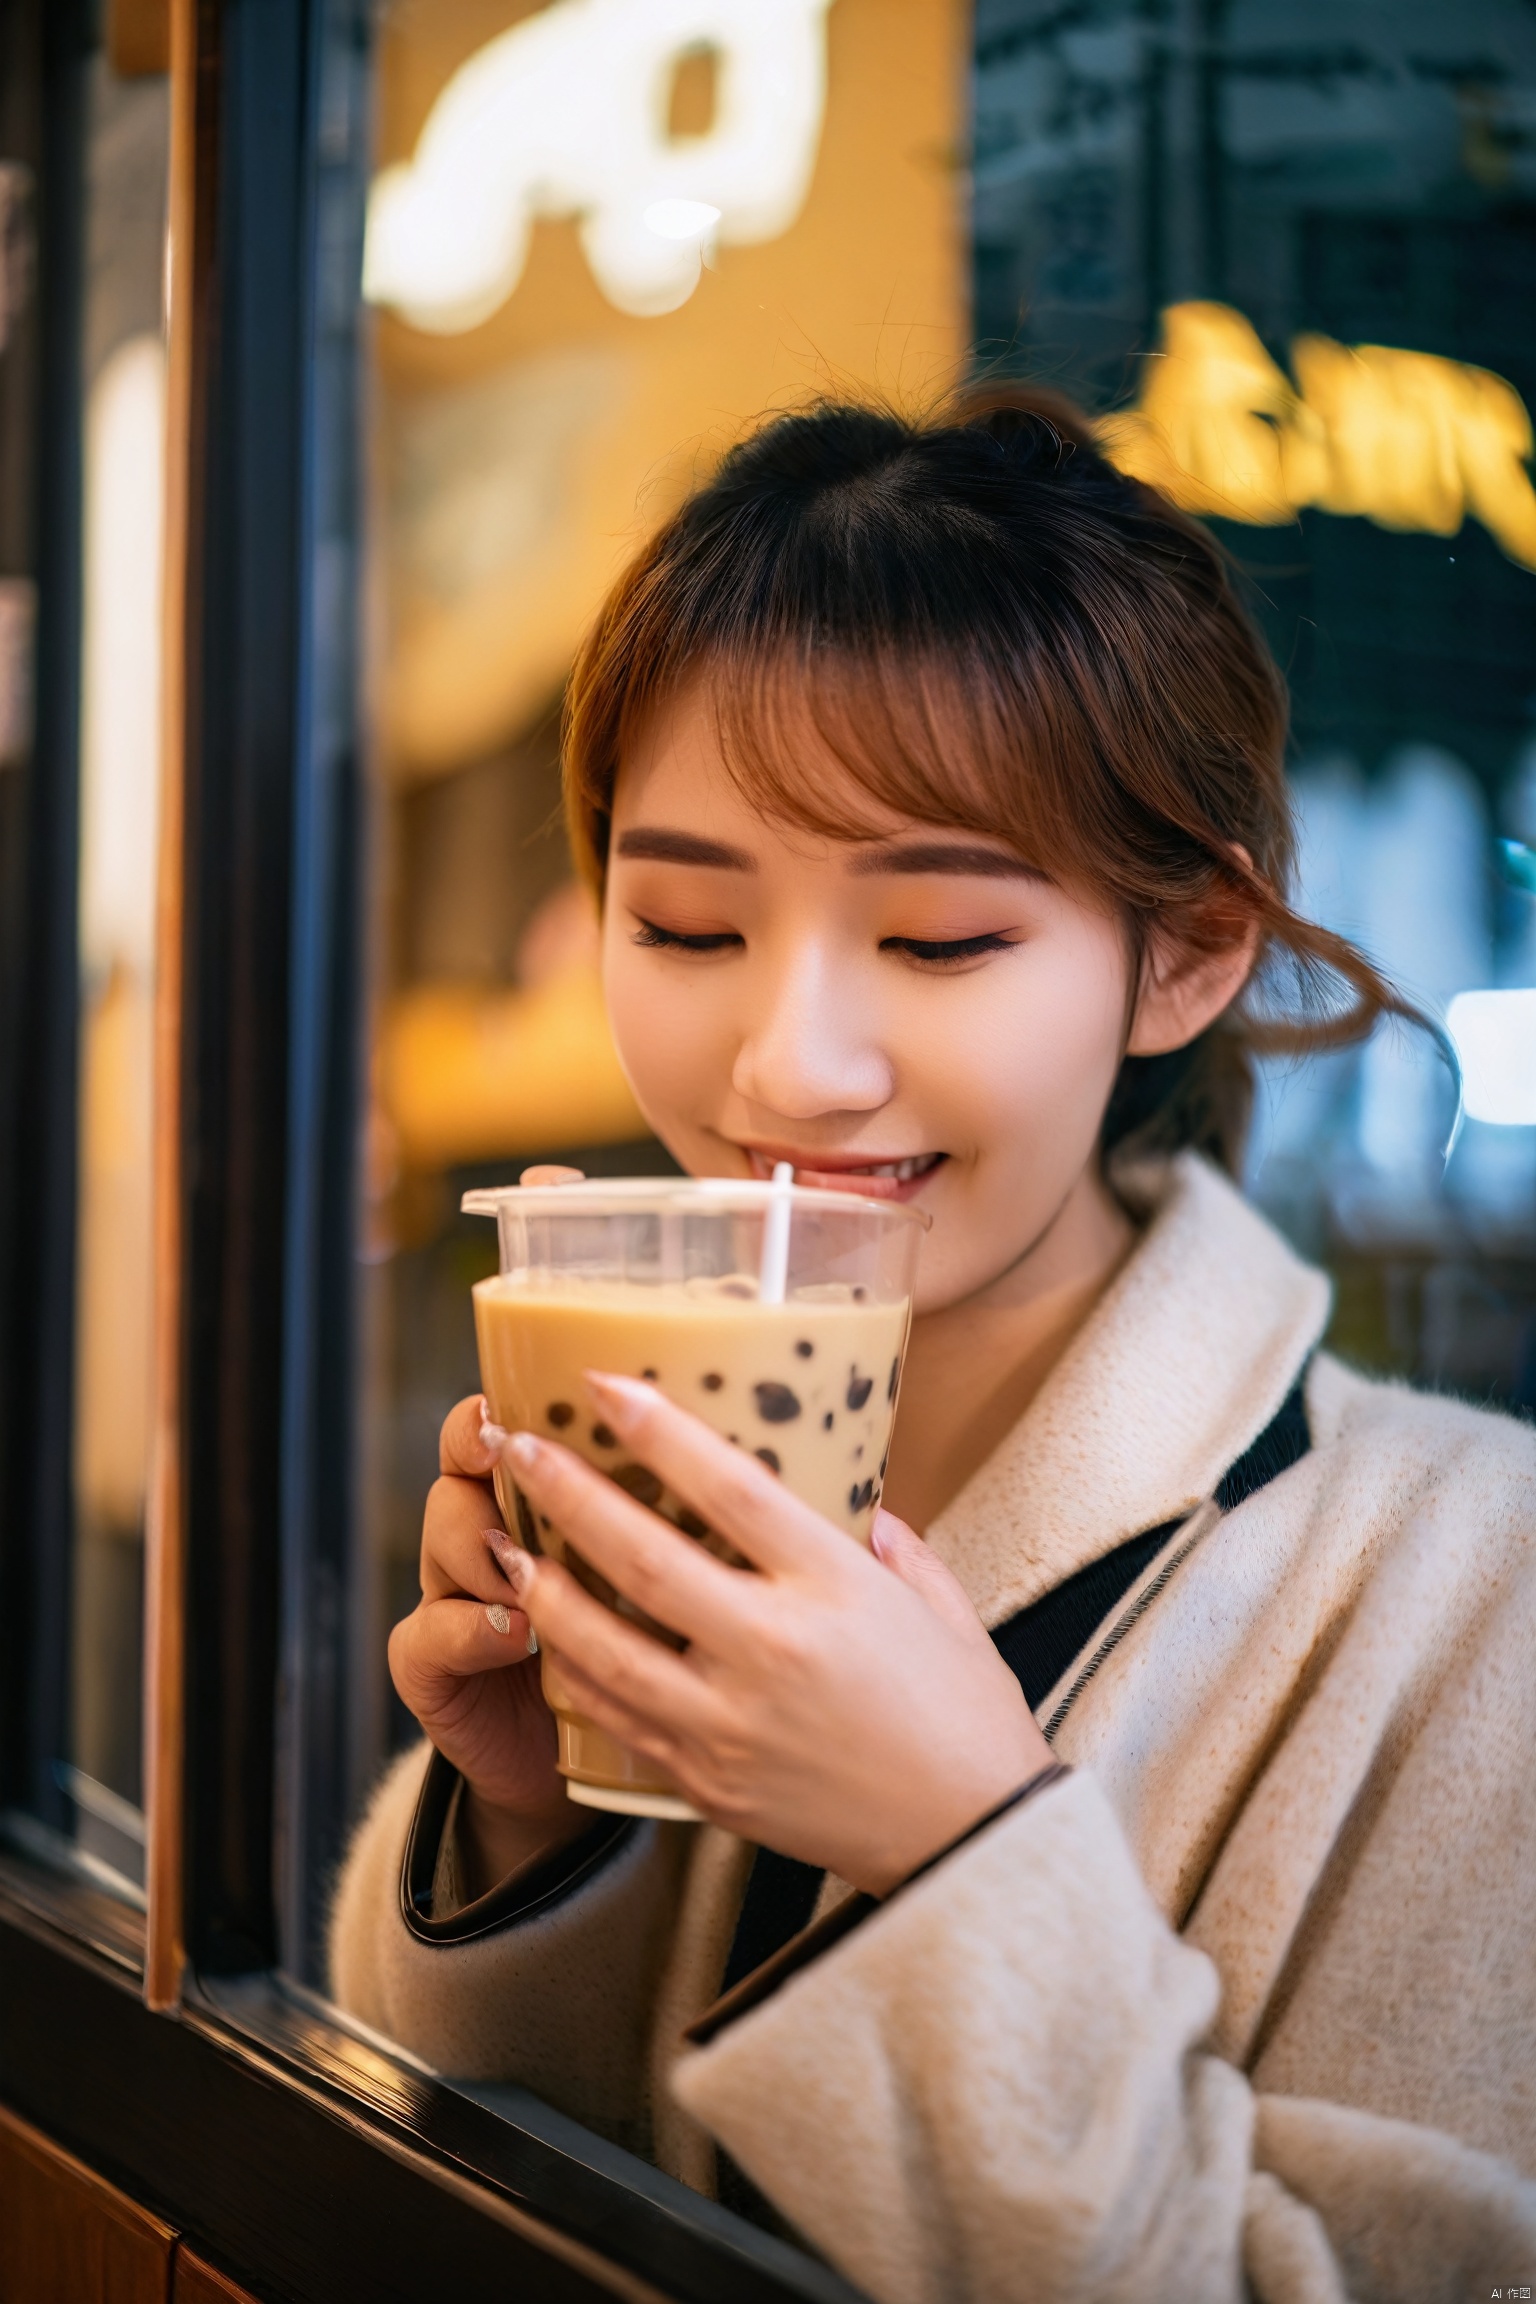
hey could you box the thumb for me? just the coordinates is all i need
[870,1509,984,1637]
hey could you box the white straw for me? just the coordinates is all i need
[758,1161,794,1304]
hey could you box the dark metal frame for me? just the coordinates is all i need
[0,1,857,2293]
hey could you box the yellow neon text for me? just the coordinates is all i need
[1099,301,1536,570]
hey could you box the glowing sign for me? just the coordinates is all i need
[1101,302,1536,571]
[1447,990,1536,1126]
[364,0,833,328]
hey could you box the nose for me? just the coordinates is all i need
[730,941,893,1121]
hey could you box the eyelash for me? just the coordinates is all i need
[881,933,1016,965]
[632,921,741,953]
[632,921,1015,965]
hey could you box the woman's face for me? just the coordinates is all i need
[601,684,1137,1314]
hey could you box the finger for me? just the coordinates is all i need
[420,1472,510,1603]
[488,1443,754,1650]
[493,1539,724,1742]
[869,1510,985,1637]
[571,1372,855,1580]
[533,1646,688,1774]
[390,1593,534,1696]
[441,1392,504,1479]
[519,1164,584,1186]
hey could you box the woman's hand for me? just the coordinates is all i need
[485,1372,1053,1896]
[388,1394,591,1891]
[387,1156,593,1893]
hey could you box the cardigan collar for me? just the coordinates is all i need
[923,1152,1331,1630]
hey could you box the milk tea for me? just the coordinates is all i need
[474,1271,909,1815]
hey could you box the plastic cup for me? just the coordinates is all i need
[464,1177,927,1821]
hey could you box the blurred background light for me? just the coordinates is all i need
[644,196,721,240]
[1448,990,1536,1125]
[363,0,833,327]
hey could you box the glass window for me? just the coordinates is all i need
[0,18,168,1904]
[975,0,1536,1401]
[68,47,168,1898]
[289,0,1536,2124]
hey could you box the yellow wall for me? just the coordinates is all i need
[373,0,969,784]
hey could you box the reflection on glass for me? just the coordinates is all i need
[1099,298,1536,566]
[976,0,1536,1408]
[65,53,168,1895]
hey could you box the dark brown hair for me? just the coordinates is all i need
[564,386,1419,1175]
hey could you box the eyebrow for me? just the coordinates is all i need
[615,827,757,870]
[847,841,1046,881]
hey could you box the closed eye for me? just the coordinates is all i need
[632,918,743,954]
[881,932,1017,964]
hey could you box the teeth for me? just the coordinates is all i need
[842,1154,938,1182]
[751,1150,941,1183]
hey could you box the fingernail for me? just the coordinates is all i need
[485,1603,513,1635]
[525,1626,539,1656]
[485,1527,532,1597]
[480,1415,510,1454]
[507,1430,541,1473]
[582,1370,650,1424]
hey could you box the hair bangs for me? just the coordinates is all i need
[695,643,1073,879]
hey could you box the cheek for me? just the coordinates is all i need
[910,929,1129,1151]
[601,924,726,1129]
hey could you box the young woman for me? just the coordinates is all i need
[332,395,1536,2303]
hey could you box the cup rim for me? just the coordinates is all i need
[461,1176,932,1231]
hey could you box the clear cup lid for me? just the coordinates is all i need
[460,1176,931,1229]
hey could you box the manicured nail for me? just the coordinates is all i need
[480,1415,509,1455]
[506,1430,542,1474]
[485,1603,513,1635]
[582,1370,650,1425]
[485,1527,532,1597]
[525,1627,539,1656]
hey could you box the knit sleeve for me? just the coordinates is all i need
[327,1741,690,2151]
[670,1770,1536,2304]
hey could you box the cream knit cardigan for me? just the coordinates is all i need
[330,1154,1536,2303]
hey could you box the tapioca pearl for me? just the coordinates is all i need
[677,1507,711,1542]
[539,1514,552,1532]
[848,1478,875,1512]
[591,1422,618,1449]
[852,1286,867,1301]
[569,1553,619,1610]
[753,1381,801,1423]
[754,1447,781,1474]
[641,1367,659,1381]
[609,1462,662,1508]
[846,1370,873,1411]
[702,1371,724,1391]
[823,1411,835,1431]
[547,1401,575,1428]
[794,1339,813,1358]
[887,1356,900,1402]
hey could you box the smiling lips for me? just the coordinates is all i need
[744,1148,946,1202]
